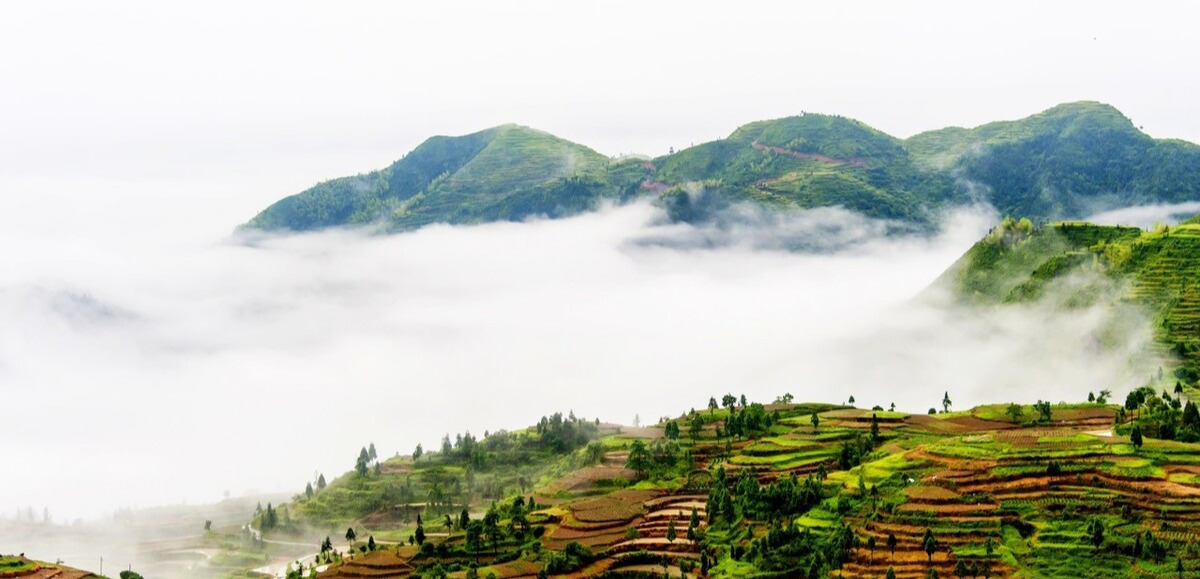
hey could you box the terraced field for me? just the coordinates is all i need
[292,395,1200,579]
[0,557,93,579]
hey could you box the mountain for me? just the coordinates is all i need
[245,103,1200,233]
[908,101,1200,219]
[936,215,1200,385]
[244,124,648,232]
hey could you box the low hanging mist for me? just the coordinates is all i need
[0,200,1162,532]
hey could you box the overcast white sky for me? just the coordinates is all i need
[2,0,1199,242]
[0,0,1197,538]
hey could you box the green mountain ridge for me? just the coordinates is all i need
[245,102,1200,234]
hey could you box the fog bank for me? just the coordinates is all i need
[1,199,1164,545]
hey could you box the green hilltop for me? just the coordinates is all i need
[243,125,647,233]
[244,102,1200,233]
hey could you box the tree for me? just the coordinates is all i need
[1176,381,1185,400]
[985,537,994,556]
[626,440,653,479]
[415,523,426,545]
[204,520,212,532]
[667,517,677,543]
[1132,424,1144,449]
[460,508,470,530]
[1088,391,1096,402]
[1087,517,1104,549]
[1097,389,1112,404]
[413,444,424,461]
[942,391,952,413]
[1034,400,1053,422]
[708,397,719,415]
[870,414,881,443]
[664,420,681,440]
[688,413,704,439]
[305,482,314,499]
[368,443,377,461]
[848,395,856,405]
[355,456,369,477]
[367,536,376,551]
[887,532,897,561]
[885,566,896,579]
[317,474,327,489]
[866,535,876,563]
[346,527,357,546]
[810,412,820,432]
[923,528,937,563]
[1005,403,1024,423]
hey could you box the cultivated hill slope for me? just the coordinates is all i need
[215,395,1200,579]
[936,215,1200,385]
[246,102,1200,234]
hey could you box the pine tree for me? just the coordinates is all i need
[667,518,677,543]
[305,482,314,499]
[317,474,327,489]
[923,528,937,563]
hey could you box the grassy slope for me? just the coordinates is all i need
[938,217,1200,383]
[246,102,1200,234]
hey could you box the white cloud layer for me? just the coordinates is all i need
[0,202,1160,537]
